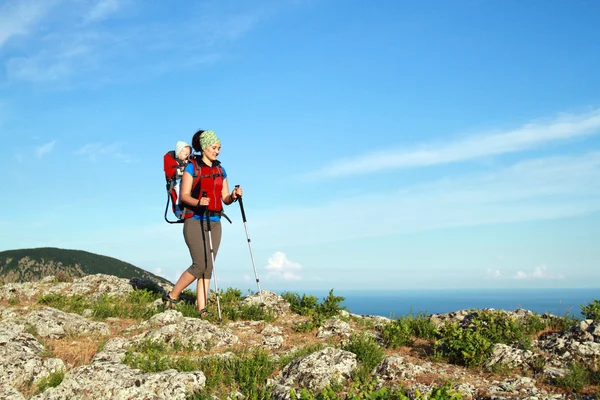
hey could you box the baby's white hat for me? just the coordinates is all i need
[175,141,191,158]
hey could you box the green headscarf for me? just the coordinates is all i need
[199,130,220,150]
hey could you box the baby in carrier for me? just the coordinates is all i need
[163,141,192,220]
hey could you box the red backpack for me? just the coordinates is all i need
[163,150,189,223]
[163,153,231,223]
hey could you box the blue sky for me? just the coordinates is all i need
[1,0,599,293]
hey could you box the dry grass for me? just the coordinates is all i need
[42,336,104,369]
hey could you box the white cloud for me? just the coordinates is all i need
[302,109,600,180]
[74,142,134,162]
[0,0,56,48]
[486,269,502,279]
[2,2,288,84]
[35,141,56,158]
[513,265,565,280]
[249,151,600,247]
[85,0,121,23]
[265,252,302,281]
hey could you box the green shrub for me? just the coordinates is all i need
[38,290,161,321]
[342,333,385,372]
[554,362,591,392]
[124,342,276,398]
[434,310,545,367]
[286,290,346,332]
[381,318,414,348]
[316,290,346,317]
[281,291,319,316]
[581,299,600,320]
[34,370,65,394]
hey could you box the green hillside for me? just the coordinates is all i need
[0,247,172,285]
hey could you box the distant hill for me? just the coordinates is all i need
[0,247,172,285]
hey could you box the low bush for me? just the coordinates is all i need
[581,299,600,320]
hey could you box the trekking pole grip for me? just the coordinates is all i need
[235,185,247,222]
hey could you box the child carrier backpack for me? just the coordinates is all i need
[163,150,188,223]
[163,153,232,224]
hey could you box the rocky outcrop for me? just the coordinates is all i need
[0,274,599,399]
[30,363,205,400]
[536,319,600,369]
[25,307,111,338]
[271,347,357,397]
[0,321,65,390]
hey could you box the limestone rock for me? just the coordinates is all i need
[273,347,357,393]
[484,343,536,369]
[0,386,26,400]
[91,337,133,364]
[0,321,65,391]
[242,290,290,316]
[375,354,433,381]
[261,324,284,349]
[134,317,240,350]
[30,362,205,400]
[62,274,133,298]
[25,307,111,338]
[317,316,352,339]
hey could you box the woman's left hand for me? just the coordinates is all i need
[232,186,243,200]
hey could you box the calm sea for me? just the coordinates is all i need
[300,288,600,318]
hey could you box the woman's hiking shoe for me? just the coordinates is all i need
[162,292,180,309]
[197,308,213,319]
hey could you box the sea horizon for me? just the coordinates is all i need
[281,288,600,318]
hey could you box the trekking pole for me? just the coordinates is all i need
[235,185,264,304]
[202,191,222,321]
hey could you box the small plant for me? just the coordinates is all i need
[281,291,319,316]
[581,299,600,320]
[554,362,590,391]
[34,370,65,394]
[37,290,162,321]
[286,290,346,332]
[433,309,541,368]
[342,332,385,375]
[278,343,327,367]
[381,317,414,348]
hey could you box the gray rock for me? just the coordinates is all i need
[0,386,26,400]
[134,317,240,350]
[273,347,357,392]
[62,274,133,298]
[25,306,111,338]
[30,362,205,400]
[261,324,284,349]
[242,290,290,316]
[375,354,432,381]
[0,321,65,391]
[484,343,535,369]
[91,337,132,364]
[317,317,352,339]
[126,309,186,333]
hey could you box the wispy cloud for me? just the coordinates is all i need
[35,140,56,158]
[251,151,600,247]
[265,252,302,281]
[301,110,600,180]
[84,0,122,23]
[3,2,289,84]
[486,269,502,279]
[0,0,56,49]
[513,265,565,280]
[74,142,134,162]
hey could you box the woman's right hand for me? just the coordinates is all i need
[198,196,210,207]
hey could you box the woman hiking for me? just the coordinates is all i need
[163,129,242,317]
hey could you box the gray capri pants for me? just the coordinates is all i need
[183,218,222,279]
